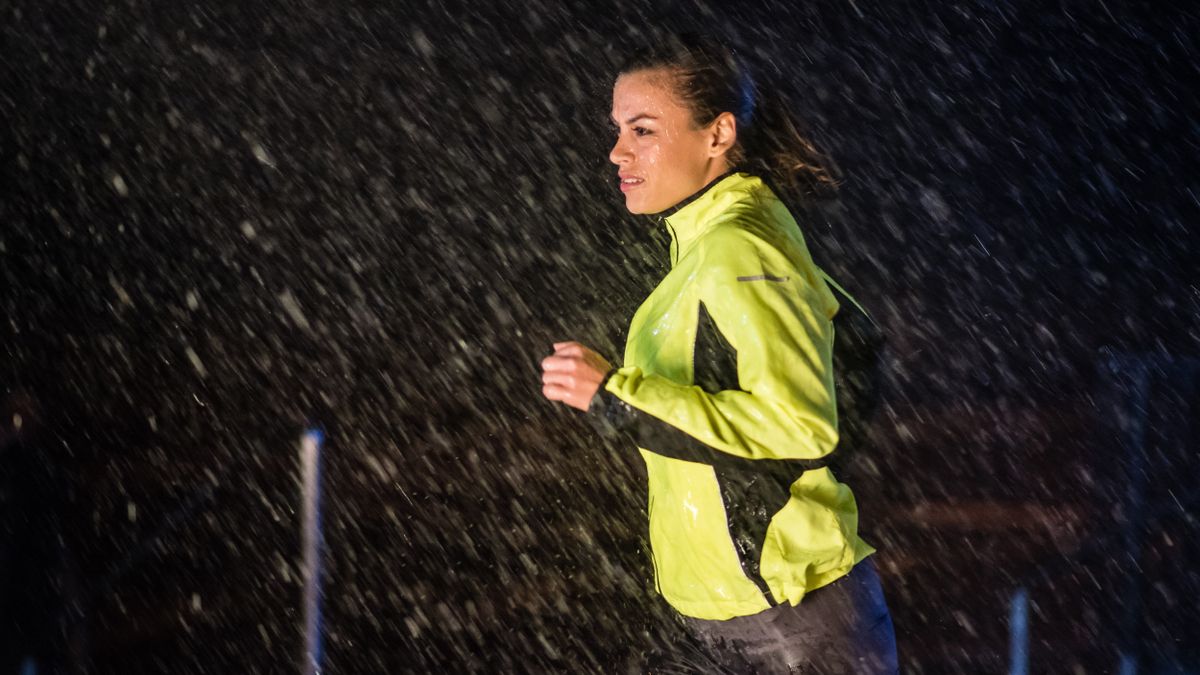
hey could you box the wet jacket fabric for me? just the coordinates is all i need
[590,171,877,621]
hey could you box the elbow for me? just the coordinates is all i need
[812,419,840,459]
[776,405,839,461]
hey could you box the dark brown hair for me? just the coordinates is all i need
[618,32,840,200]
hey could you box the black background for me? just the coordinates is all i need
[3,0,1198,672]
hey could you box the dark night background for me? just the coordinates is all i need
[2,0,1198,673]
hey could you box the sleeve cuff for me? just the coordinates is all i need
[585,368,637,439]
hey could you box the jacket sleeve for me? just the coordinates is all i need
[589,229,840,467]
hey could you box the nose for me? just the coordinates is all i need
[609,132,632,166]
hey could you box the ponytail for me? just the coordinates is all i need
[735,82,841,200]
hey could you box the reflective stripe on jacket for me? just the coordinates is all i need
[590,171,876,621]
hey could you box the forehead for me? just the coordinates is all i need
[610,69,687,120]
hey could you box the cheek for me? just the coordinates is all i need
[640,141,661,164]
[650,143,690,184]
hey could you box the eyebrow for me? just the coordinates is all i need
[609,113,659,125]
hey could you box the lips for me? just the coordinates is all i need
[619,174,644,193]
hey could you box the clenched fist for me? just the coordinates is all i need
[540,341,613,412]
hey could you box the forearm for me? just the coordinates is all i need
[590,366,838,470]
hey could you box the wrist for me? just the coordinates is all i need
[587,368,637,436]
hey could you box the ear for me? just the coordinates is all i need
[706,112,738,158]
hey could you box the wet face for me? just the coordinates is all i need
[608,69,736,215]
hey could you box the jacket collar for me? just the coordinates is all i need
[655,170,763,264]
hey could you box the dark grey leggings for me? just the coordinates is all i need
[663,558,898,674]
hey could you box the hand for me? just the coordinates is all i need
[541,341,613,412]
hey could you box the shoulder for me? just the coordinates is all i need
[693,201,833,310]
[694,206,796,279]
[692,224,801,299]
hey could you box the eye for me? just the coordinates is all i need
[608,124,653,138]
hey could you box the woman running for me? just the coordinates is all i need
[540,33,898,674]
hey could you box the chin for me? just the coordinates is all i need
[622,197,648,215]
[624,194,668,215]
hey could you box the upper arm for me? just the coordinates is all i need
[696,227,838,426]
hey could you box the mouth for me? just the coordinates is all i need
[619,176,645,193]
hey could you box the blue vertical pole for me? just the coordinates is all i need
[1008,587,1029,675]
[1115,357,1149,675]
[301,429,324,675]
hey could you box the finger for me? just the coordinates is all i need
[552,341,578,350]
[542,384,567,402]
[554,343,583,357]
[541,355,578,373]
[541,372,575,388]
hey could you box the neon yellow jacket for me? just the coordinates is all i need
[590,171,877,621]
